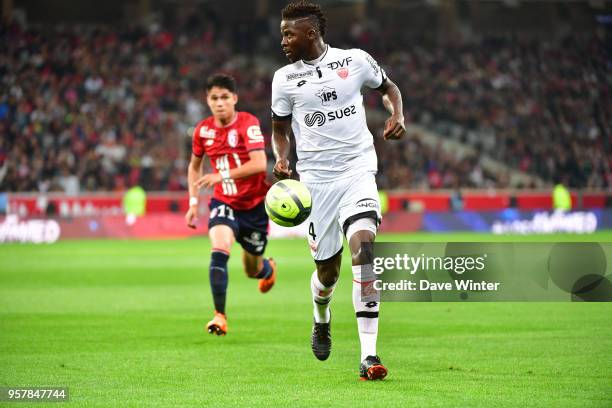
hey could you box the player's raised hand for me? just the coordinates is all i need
[185,206,198,229]
[194,173,222,189]
[383,114,406,140]
[273,158,293,180]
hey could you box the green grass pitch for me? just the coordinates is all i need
[1,232,611,407]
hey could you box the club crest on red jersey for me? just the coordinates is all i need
[337,68,349,79]
[227,129,238,147]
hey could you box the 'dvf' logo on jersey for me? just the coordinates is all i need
[326,57,352,79]
[315,86,337,106]
[326,57,352,70]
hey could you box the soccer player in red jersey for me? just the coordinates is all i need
[185,74,276,336]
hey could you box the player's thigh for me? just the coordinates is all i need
[235,201,269,259]
[208,199,239,252]
[338,172,381,238]
[304,181,345,262]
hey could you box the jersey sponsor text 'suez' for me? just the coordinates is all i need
[271,46,386,183]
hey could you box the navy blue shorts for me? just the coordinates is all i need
[208,198,269,255]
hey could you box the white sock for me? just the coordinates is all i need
[352,264,379,361]
[311,270,336,323]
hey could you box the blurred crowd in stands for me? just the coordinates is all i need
[381,36,611,190]
[1,15,610,193]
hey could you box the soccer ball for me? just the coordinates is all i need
[265,179,312,227]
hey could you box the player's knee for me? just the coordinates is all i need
[346,218,377,266]
[350,236,375,265]
[209,225,235,254]
[318,269,339,287]
[316,253,341,287]
[210,235,233,253]
[212,242,232,254]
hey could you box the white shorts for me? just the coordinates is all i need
[304,172,381,262]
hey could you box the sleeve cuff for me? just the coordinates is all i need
[375,77,388,91]
[271,110,292,121]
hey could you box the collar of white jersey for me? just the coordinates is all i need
[302,44,329,66]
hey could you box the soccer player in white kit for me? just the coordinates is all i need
[271,1,406,380]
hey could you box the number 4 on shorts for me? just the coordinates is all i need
[309,222,316,241]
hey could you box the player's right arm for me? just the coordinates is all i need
[270,70,294,180]
[185,153,204,228]
[271,119,293,180]
[186,122,207,228]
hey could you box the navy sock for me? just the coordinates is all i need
[209,251,229,314]
[253,258,272,280]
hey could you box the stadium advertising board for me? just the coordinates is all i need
[423,209,611,234]
[2,209,612,243]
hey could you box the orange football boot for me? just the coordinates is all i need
[206,311,227,336]
[258,258,277,293]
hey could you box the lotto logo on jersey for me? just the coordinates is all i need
[304,105,358,127]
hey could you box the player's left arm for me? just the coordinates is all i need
[377,78,406,140]
[194,150,267,188]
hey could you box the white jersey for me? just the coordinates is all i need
[271,45,387,183]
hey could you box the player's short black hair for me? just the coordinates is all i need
[281,1,327,37]
[206,74,237,93]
